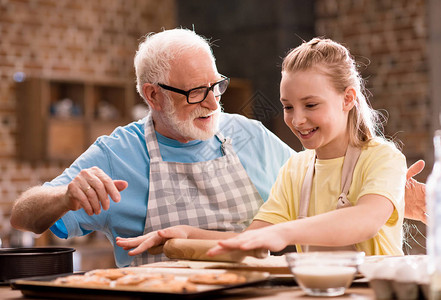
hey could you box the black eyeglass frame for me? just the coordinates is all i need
[157,75,230,104]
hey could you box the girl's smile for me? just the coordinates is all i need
[297,127,318,138]
[280,67,355,159]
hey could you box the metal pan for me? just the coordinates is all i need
[0,247,75,282]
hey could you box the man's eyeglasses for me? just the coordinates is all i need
[158,75,230,104]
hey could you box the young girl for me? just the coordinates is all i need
[117,38,406,257]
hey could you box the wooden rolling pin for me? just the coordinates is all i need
[162,239,269,263]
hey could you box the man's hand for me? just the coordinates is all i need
[405,160,427,224]
[65,167,128,216]
[116,225,191,256]
[10,167,128,234]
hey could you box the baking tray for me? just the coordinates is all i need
[10,268,270,299]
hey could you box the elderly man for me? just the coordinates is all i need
[11,29,427,267]
[10,29,294,267]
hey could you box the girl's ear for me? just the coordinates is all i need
[142,83,163,111]
[343,86,356,112]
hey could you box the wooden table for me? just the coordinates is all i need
[0,284,375,299]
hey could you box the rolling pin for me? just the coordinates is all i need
[162,238,269,263]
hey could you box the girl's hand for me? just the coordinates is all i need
[116,225,191,256]
[206,226,287,257]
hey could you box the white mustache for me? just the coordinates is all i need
[194,103,221,118]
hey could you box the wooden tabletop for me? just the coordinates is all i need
[1,285,375,299]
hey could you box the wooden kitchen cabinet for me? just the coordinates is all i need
[16,78,140,163]
[47,118,86,161]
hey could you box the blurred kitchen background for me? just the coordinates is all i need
[0,0,438,269]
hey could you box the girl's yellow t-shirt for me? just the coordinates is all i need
[254,140,407,255]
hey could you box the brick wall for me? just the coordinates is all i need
[0,0,176,221]
[315,0,430,175]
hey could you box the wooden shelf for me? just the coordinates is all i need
[16,78,140,163]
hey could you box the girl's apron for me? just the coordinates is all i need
[298,145,362,252]
[132,114,264,265]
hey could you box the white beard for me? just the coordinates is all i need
[160,93,221,141]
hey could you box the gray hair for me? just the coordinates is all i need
[134,28,215,102]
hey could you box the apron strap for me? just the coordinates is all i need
[298,156,315,219]
[337,145,362,209]
[298,145,362,252]
[214,131,230,156]
[144,112,162,161]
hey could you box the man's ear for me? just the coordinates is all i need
[142,83,163,111]
[343,86,356,112]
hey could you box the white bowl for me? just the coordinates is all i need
[285,251,365,297]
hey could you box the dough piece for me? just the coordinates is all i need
[115,273,174,286]
[53,275,85,285]
[188,272,247,285]
[85,268,134,280]
[138,279,197,293]
[53,274,111,286]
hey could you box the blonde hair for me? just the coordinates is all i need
[282,38,382,147]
